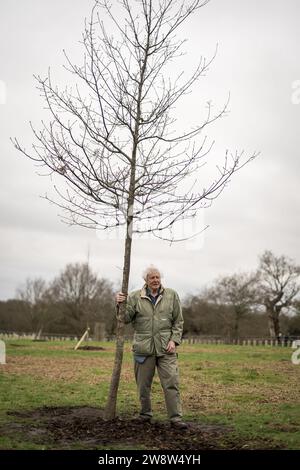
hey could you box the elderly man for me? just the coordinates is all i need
[116,266,187,429]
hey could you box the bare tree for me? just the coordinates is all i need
[13,0,258,418]
[256,250,300,338]
[205,273,257,340]
[50,262,114,335]
[17,278,50,338]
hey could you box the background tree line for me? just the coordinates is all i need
[183,250,300,339]
[1,250,300,339]
[0,263,116,338]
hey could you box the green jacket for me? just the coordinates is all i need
[124,285,184,357]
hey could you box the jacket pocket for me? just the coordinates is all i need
[132,333,152,355]
[160,331,171,353]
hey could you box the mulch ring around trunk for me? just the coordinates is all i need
[3,406,279,450]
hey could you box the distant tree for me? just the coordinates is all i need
[16,278,51,338]
[256,251,300,338]
[286,313,300,337]
[183,291,268,338]
[50,262,114,335]
[183,294,228,336]
[205,273,257,340]
[0,300,29,332]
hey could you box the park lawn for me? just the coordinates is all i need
[0,339,299,450]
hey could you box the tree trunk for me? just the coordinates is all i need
[103,219,133,420]
[273,315,280,338]
[233,322,238,341]
[267,309,280,338]
[103,28,147,420]
[233,311,239,340]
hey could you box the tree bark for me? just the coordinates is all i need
[233,316,239,341]
[103,221,133,420]
[267,309,280,338]
[104,28,148,419]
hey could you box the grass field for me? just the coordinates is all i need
[0,339,299,450]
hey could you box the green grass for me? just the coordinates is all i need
[0,339,299,449]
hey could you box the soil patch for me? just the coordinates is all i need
[3,406,279,450]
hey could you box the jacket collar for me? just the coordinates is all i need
[140,284,164,299]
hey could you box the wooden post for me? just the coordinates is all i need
[0,340,5,364]
[74,328,90,350]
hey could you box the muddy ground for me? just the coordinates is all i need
[2,406,280,450]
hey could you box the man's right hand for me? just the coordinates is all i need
[115,292,126,303]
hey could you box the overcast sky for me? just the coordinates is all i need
[1,0,300,300]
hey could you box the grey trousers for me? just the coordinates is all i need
[134,354,183,421]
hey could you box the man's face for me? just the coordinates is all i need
[147,271,161,291]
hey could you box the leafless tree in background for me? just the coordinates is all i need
[50,262,114,335]
[17,278,50,339]
[256,250,300,338]
[206,273,257,340]
[13,0,258,418]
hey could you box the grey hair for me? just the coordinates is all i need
[142,265,163,282]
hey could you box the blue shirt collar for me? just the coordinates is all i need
[146,285,161,305]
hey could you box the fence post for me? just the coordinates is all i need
[0,340,5,364]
